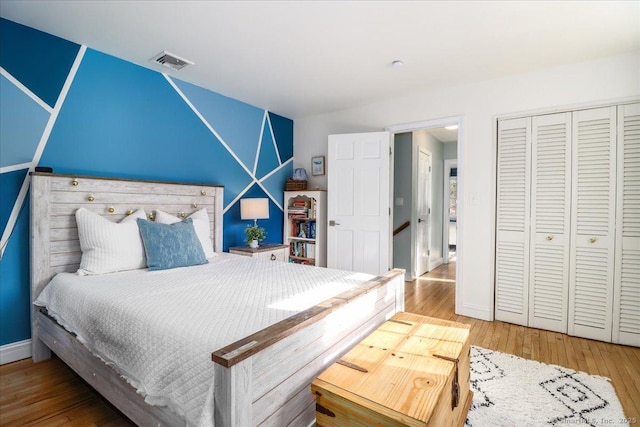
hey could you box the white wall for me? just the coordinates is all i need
[294,51,640,320]
[443,141,457,160]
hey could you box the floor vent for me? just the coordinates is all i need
[150,51,194,71]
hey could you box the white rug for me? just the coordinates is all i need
[466,346,629,427]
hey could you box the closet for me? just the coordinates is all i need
[495,102,639,347]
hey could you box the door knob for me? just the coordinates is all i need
[418,218,424,223]
[329,220,340,226]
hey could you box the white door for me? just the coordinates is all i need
[416,148,431,276]
[327,132,391,275]
[613,102,640,346]
[528,112,572,333]
[494,117,531,326]
[568,106,617,342]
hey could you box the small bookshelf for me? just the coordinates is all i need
[284,190,327,267]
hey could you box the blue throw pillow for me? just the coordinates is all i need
[137,218,208,271]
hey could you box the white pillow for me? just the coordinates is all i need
[76,208,147,275]
[154,208,216,258]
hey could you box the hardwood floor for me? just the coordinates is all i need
[408,262,640,421]
[0,353,133,426]
[1,262,639,425]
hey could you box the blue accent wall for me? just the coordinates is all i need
[0,18,79,108]
[0,18,293,347]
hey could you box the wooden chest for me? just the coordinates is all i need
[311,312,472,427]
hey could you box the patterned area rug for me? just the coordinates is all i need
[466,346,629,427]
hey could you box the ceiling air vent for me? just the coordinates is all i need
[150,51,194,71]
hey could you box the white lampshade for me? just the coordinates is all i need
[240,198,269,221]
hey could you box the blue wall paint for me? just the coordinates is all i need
[0,199,31,345]
[0,169,27,234]
[224,184,284,247]
[0,18,79,108]
[261,163,292,209]
[0,75,50,167]
[39,48,254,208]
[269,112,294,162]
[256,119,281,179]
[173,79,268,171]
[0,19,293,346]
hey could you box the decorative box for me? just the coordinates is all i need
[312,312,472,427]
[285,178,307,191]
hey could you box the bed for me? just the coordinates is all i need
[30,172,405,427]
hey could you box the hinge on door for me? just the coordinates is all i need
[389,207,391,216]
[429,166,432,172]
[428,250,431,256]
[389,147,392,155]
[428,208,431,214]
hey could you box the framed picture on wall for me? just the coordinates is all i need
[311,156,325,176]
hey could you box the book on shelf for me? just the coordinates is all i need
[289,221,316,239]
[288,197,317,219]
[289,241,316,260]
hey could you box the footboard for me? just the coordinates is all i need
[212,268,405,427]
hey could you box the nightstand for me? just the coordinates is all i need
[229,243,289,262]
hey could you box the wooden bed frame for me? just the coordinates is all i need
[30,172,405,427]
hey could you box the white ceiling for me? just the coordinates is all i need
[427,127,458,144]
[1,1,638,119]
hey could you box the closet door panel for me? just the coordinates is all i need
[495,117,531,326]
[614,103,640,346]
[568,106,616,342]
[528,113,571,333]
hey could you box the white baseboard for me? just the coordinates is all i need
[0,339,31,365]
[430,257,443,271]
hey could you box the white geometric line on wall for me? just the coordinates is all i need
[256,158,294,211]
[223,159,293,214]
[260,157,293,185]
[0,67,53,114]
[0,46,87,259]
[223,180,257,215]
[222,158,293,215]
[0,163,32,174]
[256,179,284,212]
[267,113,282,165]
[253,110,267,176]
[164,74,254,176]
[165,74,285,213]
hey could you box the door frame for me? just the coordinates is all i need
[443,159,458,264]
[386,115,464,315]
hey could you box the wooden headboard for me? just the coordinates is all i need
[30,173,223,354]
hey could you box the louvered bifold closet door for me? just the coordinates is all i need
[495,117,531,326]
[568,106,617,342]
[528,113,572,333]
[613,103,640,347]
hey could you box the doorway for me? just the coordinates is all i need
[387,117,461,313]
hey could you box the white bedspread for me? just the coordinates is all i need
[35,253,374,426]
